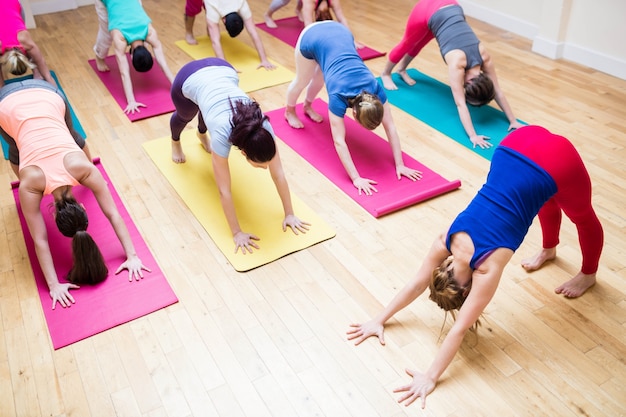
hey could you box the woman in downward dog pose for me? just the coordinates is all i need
[0,79,150,309]
[381,0,522,148]
[347,125,603,407]
[285,21,422,196]
[169,58,310,254]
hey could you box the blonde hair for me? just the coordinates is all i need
[429,256,480,333]
[349,92,384,130]
[1,49,35,76]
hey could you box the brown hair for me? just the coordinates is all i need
[54,191,108,284]
[348,92,384,130]
[1,48,35,76]
[429,256,480,332]
[464,73,495,106]
[229,99,276,163]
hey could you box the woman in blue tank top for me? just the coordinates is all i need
[380,0,522,149]
[285,21,422,196]
[347,125,603,407]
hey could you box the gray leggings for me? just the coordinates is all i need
[267,0,302,13]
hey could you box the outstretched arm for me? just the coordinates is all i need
[206,20,226,60]
[447,61,490,148]
[243,18,276,70]
[146,25,174,83]
[381,101,422,181]
[347,233,451,345]
[212,152,260,254]
[17,30,55,85]
[19,175,78,309]
[481,52,522,131]
[328,112,379,195]
[80,163,150,280]
[111,31,144,114]
[268,149,310,234]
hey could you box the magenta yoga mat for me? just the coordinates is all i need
[12,158,178,349]
[256,16,386,61]
[265,99,461,217]
[88,55,174,122]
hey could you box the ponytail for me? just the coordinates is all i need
[228,99,276,162]
[54,191,108,285]
[1,49,36,76]
[348,92,384,130]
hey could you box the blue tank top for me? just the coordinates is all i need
[104,0,151,43]
[428,5,482,69]
[299,21,387,117]
[446,146,557,269]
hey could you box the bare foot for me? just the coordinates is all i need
[521,247,556,272]
[96,56,110,72]
[264,13,277,28]
[197,131,211,153]
[303,104,323,123]
[398,69,416,86]
[185,32,198,45]
[555,272,596,298]
[171,140,186,163]
[285,109,304,129]
[381,74,398,90]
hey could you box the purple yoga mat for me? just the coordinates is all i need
[12,158,178,349]
[265,99,461,217]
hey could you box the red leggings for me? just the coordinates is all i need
[388,0,458,63]
[501,126,603,274]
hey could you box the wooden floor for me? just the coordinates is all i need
[1,0,625,416]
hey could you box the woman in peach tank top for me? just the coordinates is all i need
[0,79,150,309]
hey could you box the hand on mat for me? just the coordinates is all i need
[283,214,311,235]
[354,41,365,49]
[470,134,492,149]
[257,60,277,71]
[508,121,524,131]
[353,177,378,196]
[50,282,79,310]
[234,231,261,254]
[394,369,436,409]
[116,256,152,281]
[346,321,385,346]
[124,100,146,114]
[397,166,423,182]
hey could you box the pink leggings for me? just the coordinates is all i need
[388,0,457,63]
[501,126,603,274]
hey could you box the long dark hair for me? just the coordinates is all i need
[229,99,276,162]
[54,190,108,284]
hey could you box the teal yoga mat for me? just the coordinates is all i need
[1,71,86,159]
[381,69,525,160]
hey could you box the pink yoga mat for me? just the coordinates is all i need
[88,55,174,122]
[257,16,386,61]
[265,99,461,217]
[12,158,178,349]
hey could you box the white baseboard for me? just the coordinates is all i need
[563,43,626,80]
[532,36,565,59]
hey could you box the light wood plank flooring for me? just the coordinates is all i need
[1,0,625,416]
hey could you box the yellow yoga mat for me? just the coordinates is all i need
[174,35,294,92]
[143,130,335,272]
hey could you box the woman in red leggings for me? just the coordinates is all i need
[381,0,522,149]
[348,125,603,407]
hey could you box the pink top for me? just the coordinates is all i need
[0,0,27,53]
[0,88,81,194]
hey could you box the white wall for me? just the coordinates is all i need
[459,0,626,80]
